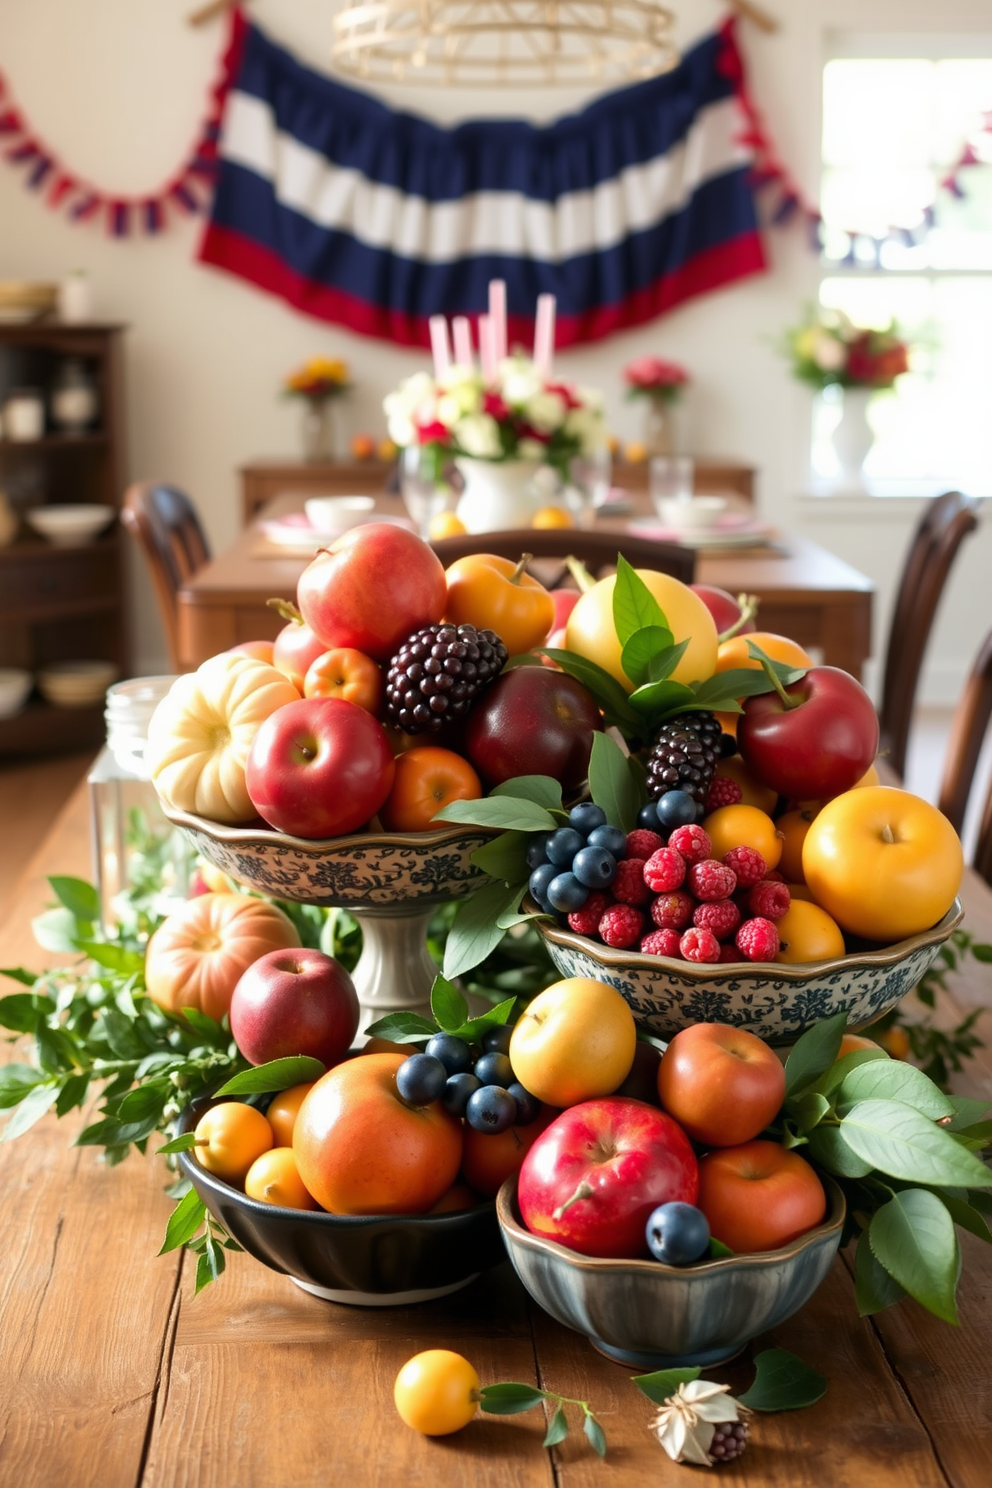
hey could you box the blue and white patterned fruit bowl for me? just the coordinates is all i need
[531,898,964,1046]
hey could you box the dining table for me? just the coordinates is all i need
[1,770,990,1488]
[174,493,874,680]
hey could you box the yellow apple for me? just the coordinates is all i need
[564,570,718,692]
[508,977,636,1107]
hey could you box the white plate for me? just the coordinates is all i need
[260,513,411,551]
[629,521,777,550]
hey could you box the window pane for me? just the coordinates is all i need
[822,165,934,238]
[933,60,992,163]
[822,60,934,167]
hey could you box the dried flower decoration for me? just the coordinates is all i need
[648,1379,751,1466]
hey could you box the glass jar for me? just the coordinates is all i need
[51,359,99,433]
[300,396,338,462]
[642,394,681,458]
[87,676,194,927]
[3,388,45,441]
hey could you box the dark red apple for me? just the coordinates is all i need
[738,665,879,801]
[245,696,395,838]
[297,524,447,662]
[690,584,755,637]
[518,1097,698,1258]
[230,947,360,1066]
[464,666,602,789]
[273,620,326,692]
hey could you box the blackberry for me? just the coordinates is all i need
[385,623,507,733]
[645,710,724,807]
[709,1420,749,1462]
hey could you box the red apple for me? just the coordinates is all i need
[245,696,395,838]
[297,524,447,662]
[691,585,755,637]
[738,665,879,801]
[273,620,326,692]
[464,666,602,789]
[230,947,360,1066]
[517,1097,699,1258]
[551,588,581,631]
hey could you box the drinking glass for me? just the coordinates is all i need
[565,446,612,530]
[400,445,452,538]
[649,455,695,516]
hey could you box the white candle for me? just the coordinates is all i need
[488,279,507,362]
[429,315,451,378]
[478,314,497,381]
[533,293,556,376]
[452,316,473,368]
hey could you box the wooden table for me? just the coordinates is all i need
[1,782,991,1487]
[177,495,873,679]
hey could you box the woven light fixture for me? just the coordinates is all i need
[330,0,679,86]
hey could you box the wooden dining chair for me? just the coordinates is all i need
[120,481,212,672]
[938,625,992,887]
[429,527,696,587]
[877,491,981,779]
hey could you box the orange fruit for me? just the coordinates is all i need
[710,755,778,815]
[837,1032,882,1059]
[379,746,482,832]
[715,631,813,676]
[394,1350,480,1436]
[625,441,648,463]
[193,1102,274,1185]
[303,648,383,714]
[703,804,783,871]
[776,809,817,883]
[244,1147,320,1209]
[266,1082,315,1145]
[532,505,573,529]
[774,900,846,963]
[428,510,466,540]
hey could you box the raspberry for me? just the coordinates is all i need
[599,903,645,948]
[611,858,652,907]
[693,899,741,942]
[748,880,792,920]
[722,845,767,888]
[736,916,780,961]
[643,847,686,894]
[709,1420,749,1462]
[679,926,722,963]
[567,890,613,937]
[667,824,711,864]
[626,828,665,860]
[650,890,695,931]
[688,859,737,902]
[719,943,743,963]
[640,928,682,958]
[705,775,743,812]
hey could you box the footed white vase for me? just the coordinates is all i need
[831,387,875,494]
[455,458,544,532]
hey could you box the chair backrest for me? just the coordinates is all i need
[429,528,696,588]
[878,491,981,779]
[120,481,211,672]
[938,625,992,886]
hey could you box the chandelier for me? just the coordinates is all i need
[330,0,679,86]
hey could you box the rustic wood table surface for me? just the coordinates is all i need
[175,493,873,681]
[1,779,989,1488]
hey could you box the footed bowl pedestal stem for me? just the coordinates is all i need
[350,906,438,1038]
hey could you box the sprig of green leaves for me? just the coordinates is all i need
[365,973,518,1046]
[478,1381,607,1457]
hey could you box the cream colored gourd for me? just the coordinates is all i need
[146,653,299,824]
[144,892,300,1021]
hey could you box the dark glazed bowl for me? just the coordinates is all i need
[176,1101,504,1306]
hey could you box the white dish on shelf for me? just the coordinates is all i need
[0,669,32,719]
[26,504,115,546]
[304,495,376,531]
[38,660,118,709]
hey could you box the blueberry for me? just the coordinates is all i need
[637,801,661,831]
[507,1082,540,1125]
[396,1053,448,1106]
[481,1024,513,1056]
[586,824,627,859]
[646,1202,711,1265]
[528,862,557,908]
[719,731,737,758]
[442,1071,481,1116]
[425,1032,473,1075]
[474,1051,514,1087]
[525,832,552,871]
[546,827,586,866]
[572,845,617,889]
[654,789,698,833]
[694,799,708,824]
[466,1084,517,1134]
[546,871,589,913]
[568,802,607,834]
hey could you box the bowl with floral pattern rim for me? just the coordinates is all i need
[497,1172,845,1369]
[528,897,964,1046]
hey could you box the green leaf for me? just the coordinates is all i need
[869,1189,960,1324]
[442,880,524,981]
[647,636,690,683]
[363,1012,437,1044]
[708,1237,735,1258]
[806,1123,873,1178]
[583,1413,607,1459]
[75,941,146,976]
[48,875,101,922]
[791,1091,831,1133]
[115,1082,168,1122]
[430,975,468,1032]
[490,776,563,812]
[54,1072,90,1118]
[855,1230,907,1315]
[0,992,51,1032]
[837,1061,954,1121]
[0,1064,45,1109]
[471,831,532,883]
[180,1007,224,1038]
[784,1009,848,1098]
[433,796,556,832]
[587,731,640,833]
[445,996,518,1044]
[934,1190,992,1243]
[945,1097,992,1130]
[738,1349,827,1412]
[745,643,809,687]
[534,649,642,732]
[495,907,548,930]
[0,1081,58,1140]
[213,1056,325,1097]
[620,626,674,688]
[195,1235,226,1294]
[841,1099,992,1187]
[31,907,82,953]
[0,967,38,987]
[478,1383,547,1415]
[543,1406,569,1448]
[159,1188,206,1254]
[157,1132,199,1155]
[816,1046,889,1095]
[631,1367,701,1404]
[76,1114,158,1147]
[612,553,667,645]
[627,679,695,718]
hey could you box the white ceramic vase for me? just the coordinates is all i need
[831,387,874,494]
[455,458,544,532]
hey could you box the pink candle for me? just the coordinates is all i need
[488,279,507,362]
[533,293,556,376]
[478,314,497,381]
[429,315,451,378]
[452,316,473,368]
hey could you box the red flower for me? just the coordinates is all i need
[545,380,582,410]
[482,391,510,421]
[416,420,451,445]
[623,356,689,391]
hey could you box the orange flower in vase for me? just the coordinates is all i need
[282,357,351,463]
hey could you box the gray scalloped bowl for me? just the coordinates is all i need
[530,897,964,1046]
[160,805,490,909]
[176,1097,504,1306]
[497,1173,845,1369]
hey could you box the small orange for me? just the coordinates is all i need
[304,648,383,714]
[350,432,376,460]
[377,437,399,462]
[624,441,648,463]
[394,1350,480,1436]
[428,510,466,540]
[715,631,813,677]
[837,1032,882,1059]
[878,1025,911,1060]
[711,755,778,815]
[774,900,845,964]
[266,1082,315,1145]
[192,1102,274,1185]
[379,746,482,832]
[244,1147,320,1209]
[429,1182,483,1213]
[704,803,783,871]
[532,505,573,530]
[776,808,817,883]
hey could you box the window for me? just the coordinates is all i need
[811,38,992,495]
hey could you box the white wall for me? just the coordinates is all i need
[0,0,989,694]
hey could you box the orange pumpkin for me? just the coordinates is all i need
[145,892,300,1021]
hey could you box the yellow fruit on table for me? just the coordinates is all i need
[624,441,648,463]
[509,977,636,1107]
[350,432,375,460]
[565,571,718,691]
[703,803,783,871]
[606,432,621,455]
[427,510,466,540]
[394,1350,480,1436]
[377,437,399,462]
[532,505,573,529]
[802,786,964,942]
[774,899,846,963]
